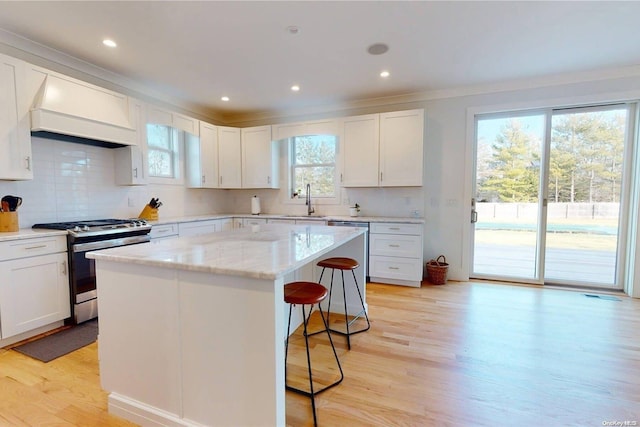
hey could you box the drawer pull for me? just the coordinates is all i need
[24,244,47,250]
[388,227,400,231]
[157,229,170,234]
[389,244,400,248]
[388,266,400,270]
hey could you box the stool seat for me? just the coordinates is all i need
[314,256,370,350]
[284,281,343,427]
[317,257,359,270]
[284,281,328,305]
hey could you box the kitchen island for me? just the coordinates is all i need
[87,223,366,427]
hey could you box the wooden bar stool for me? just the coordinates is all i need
[316,257,370,350]
[284,281,344,427]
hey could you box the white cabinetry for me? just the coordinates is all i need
[186,121,219,188]
[268,218,296,225]
[114,99,148,185]
[150,223,179,240]
[369,222,424,287]
[379,109,424,186]
[272,118,338,141]
[341,109,424,188]
[0,53,32,181]
[295,219,327,226]
[341,114,380,187]
[178,218,233,237]
[218,126,242,189]
[147,105,199,136]
[0,235,69,340]
[242,217,268,227]
[241,125,278,189]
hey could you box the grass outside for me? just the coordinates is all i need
[475,229,617,250]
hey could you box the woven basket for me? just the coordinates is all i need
[426,255,449,285]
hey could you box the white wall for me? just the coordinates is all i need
[420,74,640,282]
[0,137,228,228]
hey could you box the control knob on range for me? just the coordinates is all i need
[73,226,81,232]
[83,225,90,231]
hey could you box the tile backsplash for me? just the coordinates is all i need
[0,137,226,228]
[1,137,425,229]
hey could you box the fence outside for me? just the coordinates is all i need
[476,202,620,220]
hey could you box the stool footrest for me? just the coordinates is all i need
[286,377,343,397]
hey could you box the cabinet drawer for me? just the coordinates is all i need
[243,218,268,226]
[0,235,67,261]
[179,220,217,237]
[369,234,421,258]
[370,222,422,235]
[150,223,178,239]
[369,255,423,282]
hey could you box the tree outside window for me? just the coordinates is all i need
[147,124,177,178]
[290,135,337,199]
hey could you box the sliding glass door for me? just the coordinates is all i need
[472,104,633,289]
[472,113,546,281]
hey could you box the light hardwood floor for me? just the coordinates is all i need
[1,281,639,426]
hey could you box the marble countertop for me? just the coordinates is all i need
[0,229,68,242]
[152,213,424,226]
[87,223,365,280]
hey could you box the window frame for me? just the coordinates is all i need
[288,134,340,205]
[146,124,185,186]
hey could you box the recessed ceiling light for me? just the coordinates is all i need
[286,26,300,35]
[380,70,390,78]
[102,39,117,48]
[291,85,300,92]
[367,43,389,55]
[221,96,230,102]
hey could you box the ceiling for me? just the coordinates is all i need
[1,1,640,122]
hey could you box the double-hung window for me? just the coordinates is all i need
[147,123,182,182]
[290,135,337,200]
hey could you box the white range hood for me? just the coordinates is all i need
[30,73,137,147]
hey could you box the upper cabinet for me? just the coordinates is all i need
[147,105,199,136]
[341,114,380,187]
[115,99,148,185]
[0,54,32,180]
[379,109,424,187]
[272,118,338,141]
[241,125,278,189]
[186,121,219,189]
[218,126,242,189]
[341,109,424,188]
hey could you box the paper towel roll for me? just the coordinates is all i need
[251,196,261,215]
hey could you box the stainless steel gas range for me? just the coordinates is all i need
[32,219,152,324]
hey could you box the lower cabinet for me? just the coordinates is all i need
[242,217,268,227]
[369,222,424,287]
[177,218,234,237]
[0,235,69,340]
[150,223,179,240]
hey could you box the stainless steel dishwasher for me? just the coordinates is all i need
[327,220,370,278]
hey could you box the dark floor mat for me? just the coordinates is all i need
[12,319,98,362]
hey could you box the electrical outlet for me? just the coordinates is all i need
[128,197,135,207]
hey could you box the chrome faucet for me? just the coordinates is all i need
[306,183,315,216]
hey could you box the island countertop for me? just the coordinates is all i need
[87,223,365,280]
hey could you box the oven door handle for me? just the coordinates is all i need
[73,235,151,252]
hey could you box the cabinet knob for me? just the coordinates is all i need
[25,156,31,171]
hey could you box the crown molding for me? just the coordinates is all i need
[2,26,640,127]
[0,28,226,124]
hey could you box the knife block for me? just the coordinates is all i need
[138,204,159,221]
[0,211,19,232]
